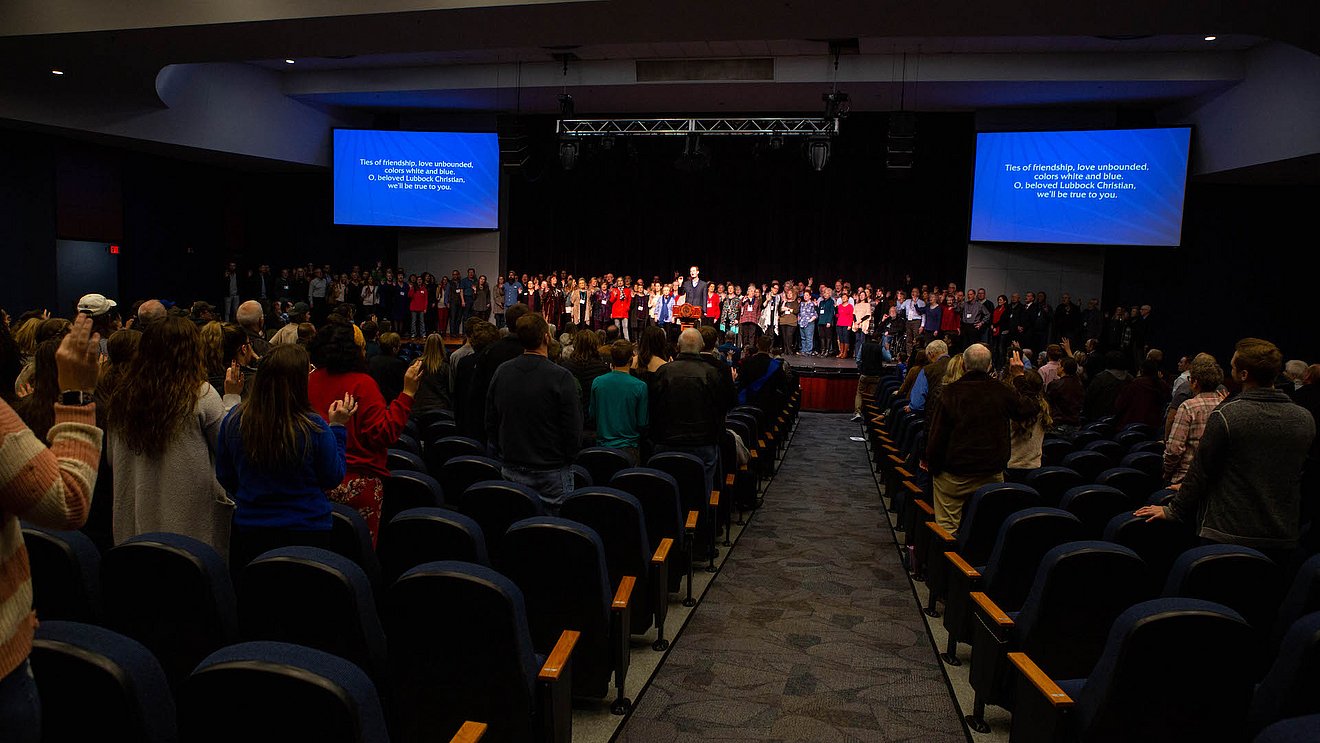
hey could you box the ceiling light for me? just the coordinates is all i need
[284,59,296,64]
[50,69,64,75]
[1203,35,1217,42]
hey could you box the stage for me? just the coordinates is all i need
[781,355,896,413]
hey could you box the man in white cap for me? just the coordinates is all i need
[76,293,119,355]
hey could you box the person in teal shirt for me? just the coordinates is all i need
[588,340,650,465]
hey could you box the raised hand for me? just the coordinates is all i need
[56,314,101,393]
[328,392,358,426]
[224,362,244,396]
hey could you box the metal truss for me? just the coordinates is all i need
[557,117,839,136]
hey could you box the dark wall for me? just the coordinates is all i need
[0,127,396,315]
[1106,181,1319,363]
[505,113,975,287]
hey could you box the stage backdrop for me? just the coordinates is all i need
[504,113,975,289]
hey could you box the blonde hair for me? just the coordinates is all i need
[942,354,966,386]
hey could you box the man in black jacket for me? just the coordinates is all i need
[925,344,1032,532]
[460,303,530,441]
[651,328,729,495]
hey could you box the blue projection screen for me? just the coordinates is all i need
[969,128,1191,246]
[333,130,499,228]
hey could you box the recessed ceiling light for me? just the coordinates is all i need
[50,69,64,75]
[1204,35,1217,42]
[284,58,296,64]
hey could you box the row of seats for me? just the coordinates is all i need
[31,619,486,743]
[25,387,802,743]
[860,377,1320,742]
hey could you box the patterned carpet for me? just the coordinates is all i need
[616,413,967,743]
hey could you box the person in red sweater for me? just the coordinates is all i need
[407,274,429,339]
[940,294,962,351]
[0,315,102,741]
[706,286,722,328]
[609,277,631,340]
[307,321,421,543]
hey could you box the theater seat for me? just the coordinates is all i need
[501,517,635,712]
[22,523,101,622]
[561,487,673,650]
[1127,440,1165,456]
[923,482,1038,622]
[101,533,238,690]
[1094,467,1159,504]
[1058,485,1130,538]
[180,641,389,743]
[1041,439,1073,468]
[387,447,427,473]
[1249,611,1320,734]
[1271,555,1320,653]
[575,448,634,490]
[1082,439,1123,462]
[1009,598,1255,743]
[1162,544,1286,638]
[440,455,504,503]
[456,480,545,563]
[610,467,694,598]
[385,561,578,743]
[968,541,1151,731]
[328,502,383,589]
[941,507,1084,666]
[238,547,388,685]
[647,452,716,565]
[379,507,490,582]
[424,435,486,476]
[1060,450,1111,482]
[1119,451,1163,479]
[382,471,445,526]
[1254,714,1320,743]
[1103,512,1198,584]
[1023,466,1083,508]
[31,621,176,743]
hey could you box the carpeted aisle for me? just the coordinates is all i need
[617,412,966,742]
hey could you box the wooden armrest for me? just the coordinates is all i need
[883,444,898,453]
[685,510,699,531]
[895,466,914,478]
[887,454,905,465]
[971,591,1014,628]
[725,473,736,487]
[905,481,925,496]
[738,463,749,473]
[925,521,956,544]
[1008,652,1074,708]
[612,576,636,610]
[913,498,934,515]
[709,490,720,507]
[450,721,488,743]
[945,551,981,579]
[749,449,760,459]
[537,630,581,681]
[652,537,673,564]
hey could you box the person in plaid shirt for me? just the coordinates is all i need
[1163,353,1227,485]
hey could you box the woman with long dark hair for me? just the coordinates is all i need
[411,333,451,414]
[105,317,243,557]
[218,344,355,571]
[1007,369,1053,481]
[307,322,421,543]
[13,340,59,441]
[473,274,491,323]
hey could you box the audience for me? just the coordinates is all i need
[1006,369,1052,481]
[908,339,950,413]
[485,313,582,511]
[308,323,419,543]
[1162,353,1227,486]
[650,328,730,497]
[411,333,452,414]
[924,345,1030,533]
[1114,357,1171,429]
[589,340,650,465]
[1045,356,1084,437]
[104,316,242,558]
[218,344,354,572]
[1082,351,1132,421]
[1136,338,1315,566]
[0,316,102,737]
[368,331,406,402]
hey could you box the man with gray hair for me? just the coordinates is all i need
[1282,359,1308,395]
[907,339,949,414]
[650,328,729,500]
[135,299,167,328]
[235,300,271,356]
[924,344,1033,532]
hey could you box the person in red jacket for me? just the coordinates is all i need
[609,277,632,340]
[706,285,722,327]
[939,294,962,351]
[307,322,421,543]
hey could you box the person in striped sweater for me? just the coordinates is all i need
[0,314,102,741]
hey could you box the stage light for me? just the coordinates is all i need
[559,139,579,170]
[285,59,296,64]
[558,93,575,118]
[769,136,784,150]
[807,137,830,171]
[1203,35,1217,42]
[50,69,64,76]
[823,91,851,120]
